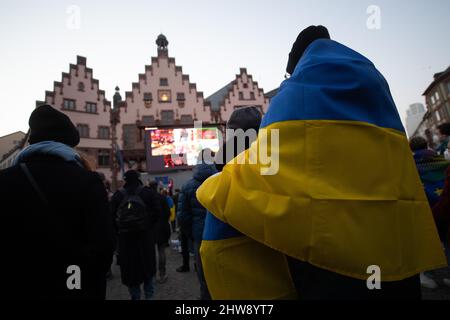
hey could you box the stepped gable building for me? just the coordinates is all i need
[36,56,112,179]
[114,34,212,171]
[114,34,270,173]
[11,34,273,186]
[205,68,270,124]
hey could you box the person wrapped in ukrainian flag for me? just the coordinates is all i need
[197,26,447,300]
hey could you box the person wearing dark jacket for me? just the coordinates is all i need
[436,123,450,156]
[149,181,171,284]
[0,104,115,300]
[175,189,192,273]
[177,151,216,300]
[432,139,450,288]
[110,171,161,300]
[409,136,450,289]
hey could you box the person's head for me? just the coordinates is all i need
[216,106,263,172]
[161,189,168,196]
[437,123,450,141]
[227,106,262,133]
[409,136,428,152]
[96,171,106,182]
[124,170,141,185]
[286,25,330,76]
[28,104,80,147]
[148,180,158,192]
[174,188,180,194]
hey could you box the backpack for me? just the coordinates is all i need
[116,186,148,233]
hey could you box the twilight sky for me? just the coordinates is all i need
[0,0,449,136]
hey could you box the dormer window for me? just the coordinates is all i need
[144,92,153,108]
[160,78,168,86]
[158,90,171,103]
[177,93,185,108]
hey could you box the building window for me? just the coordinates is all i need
[160,110,174,125]
[76,124,89,138]
[98,149,110,167]
[63,99,76,111]
[243,83,248,88]
[431,96,435,105]
[239,92,244,100]
[142,116,155,126]
[85,102,97,113]
[158,90,171,103]
[250,92,255,100]
[98,126,110,139]
[123,124,137,149]
[160,78,168,86]
[435,91,440,101]
[177,93,185,108]
[441,105,449,121]
[180,115,193,124]
[78,82,85,92]
[143,92,153,108]
[436,110,442,122]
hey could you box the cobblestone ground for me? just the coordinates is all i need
[106,235,199,300]
[106,234,450,300]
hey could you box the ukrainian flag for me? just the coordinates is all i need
[197,39,447,296]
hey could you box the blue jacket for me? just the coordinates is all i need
[177,163,217,241]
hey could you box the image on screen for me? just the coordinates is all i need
[147,127,220,170]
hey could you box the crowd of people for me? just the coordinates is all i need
[0,25,448,300]
[409,123,450,289]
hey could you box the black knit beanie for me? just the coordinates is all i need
[215,106,263,172]
[28,104,80,147]
[286,25,331,75]
[227,106,262,132]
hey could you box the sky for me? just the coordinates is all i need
[0,0,449,137]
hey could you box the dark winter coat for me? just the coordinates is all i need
[110,183,161,287]
[155,193,171,246]
[0,154,115,300]
[433,167,450,245]
[286,257,421,300]
[177,163,217,241]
